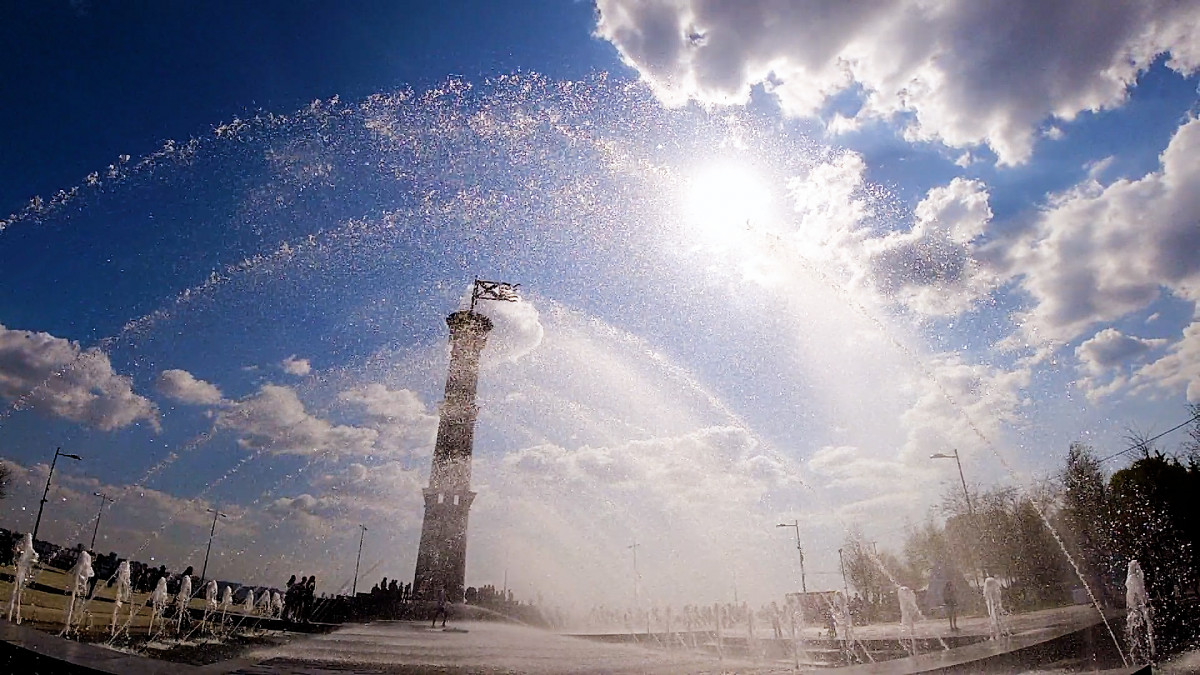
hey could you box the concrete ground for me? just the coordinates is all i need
[573,604,1111,643]
[218,620,793,675]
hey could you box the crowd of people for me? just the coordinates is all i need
[283,574,318,622]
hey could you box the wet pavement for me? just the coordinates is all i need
[215,621,791,674]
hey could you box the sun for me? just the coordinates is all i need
[682,162,773,246]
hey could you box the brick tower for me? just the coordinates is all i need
[411,309,493,602]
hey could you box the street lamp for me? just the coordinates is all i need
[200,507,227,582]
[627,541,641,607]
[776,520,807,594]
[837,547,850,598]
[90,491,114,551]
[352,524,368,596]
[930,449,974,519]
[32,447,82,543]
[931,449,981,587]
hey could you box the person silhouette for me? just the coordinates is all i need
[432,586,448,628]
[943,577,959,632]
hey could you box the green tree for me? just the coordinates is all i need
[841,527,887,605]
[1109,452,1196,600]
[1008,499,1070,607]
[1059,442,1115,605]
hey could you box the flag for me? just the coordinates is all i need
[471,279,520,308]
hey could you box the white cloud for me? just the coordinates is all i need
[1128,319,1200,402]
[339,383,438,458]
[595,0,1200,164]
[216,384,377,457]
[475,426,805,606]
[807,444,912,491]
[156,368,224,405]
[268,461,428,535]
[864,178,997,315]
[1075,328,1166,375]
[900,353,1030,465]
[1006,117,1200,342]
[281,355,312,376]
[1072,328,1168,402]
[0,323,159,431]
[787,156,999,315]
[0,459,253,566]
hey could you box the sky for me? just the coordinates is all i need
[1,1,1198,612]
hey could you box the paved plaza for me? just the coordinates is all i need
[214,621,788,675]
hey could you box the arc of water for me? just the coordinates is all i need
[733,222,1132,667]
[0,93,363,236]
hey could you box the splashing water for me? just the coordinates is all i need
[110,560,132,636]
[1126,559,1155,664]
[7,533,38,624]
[149,577,169,635]
[62,550,94,636]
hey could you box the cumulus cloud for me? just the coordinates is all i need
[595,0,1200,163]
[1128,320,1200,402]
[475,425,805,605]
[216,384,377,457]
[788,156,999,315]
[501,426,800,512]
[0,459,253,567]
[281,355,312,376]
[156,368,224,405]
[1075,328,1166,375]
[339,383,438,457]
[0,323,159,431]
[864,178,997,314]
[807,445,911,492]
[1006,117,1200,342]
[900,353,1030,465]
[269,461,428,534]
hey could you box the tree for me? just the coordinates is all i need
[1108,450,1200,655]
[0,460,10,500]
[1109,452,1196,598]
[842,527,887,605]
[1059,442,1115,604]
[903,517,953,586]
[1008,499,1070,607]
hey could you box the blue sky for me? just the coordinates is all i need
[1,1,1199,609]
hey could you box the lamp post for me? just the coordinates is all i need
[627,541,641,607]
[930,449,981,588]
[32,447,82,544]
[930,449,974,519]
[200,507,227,582]
[89,491,114,550]
[776,520,807,594]
[837,547,850,598]
[352,524,368,596]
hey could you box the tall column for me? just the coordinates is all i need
[412,310,492,602]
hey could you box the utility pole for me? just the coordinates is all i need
[627,541,641,607]
[838,547,850,598]
[200,507,227,582]
[90,491,114,550]
[32,447,82,543]
[931,449,982,588]
[352,524,368,596]
[776,520,807,593]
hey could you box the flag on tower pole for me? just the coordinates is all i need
[470,279,520,310]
